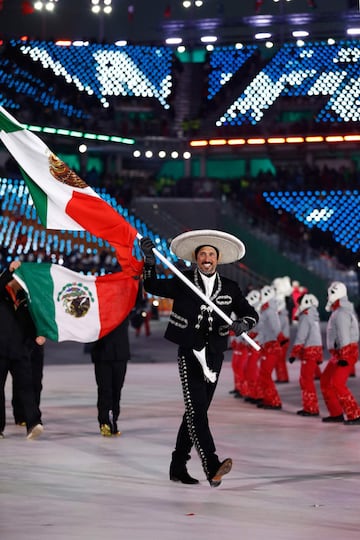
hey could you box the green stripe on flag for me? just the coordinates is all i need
[15,263,58,341]
[0,109,24,133]
[20,166,48,227]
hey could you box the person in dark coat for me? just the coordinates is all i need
[140,230,259,487]
[90,318,130,436]
[0,261,43,439]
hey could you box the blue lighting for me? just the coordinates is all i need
[218,39,360,127]
[263,189,360,251]
[7,40,174,109]
[207,45,258,100]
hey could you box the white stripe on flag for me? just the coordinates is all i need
[51,265,101,342]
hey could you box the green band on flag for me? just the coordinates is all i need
[0,109,24,133]
[20,167,48,227]
[15,263,58,341]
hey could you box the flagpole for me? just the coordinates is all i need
[136,234,260,352]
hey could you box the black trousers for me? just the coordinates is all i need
[173,346,224,479]
[0,353,42,433]
[94,360,128,425]
[11,344,44,424]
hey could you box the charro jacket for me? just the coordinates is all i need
[143,265,258,354]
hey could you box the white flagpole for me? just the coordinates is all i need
[136,233,260,352]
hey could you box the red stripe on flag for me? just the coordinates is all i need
[95,272,140,339]
[66,191,143,276]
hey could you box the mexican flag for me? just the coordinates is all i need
[0,106,142,277]
[14,262,139,342]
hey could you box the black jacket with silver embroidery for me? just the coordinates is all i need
[143,266,258,353]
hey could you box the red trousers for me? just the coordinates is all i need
[320,343,360,420]
[275,341,289,382]
[231,342,248,396]
[299,346,322,414]
[244,346,260,399]
[256,341,282,407]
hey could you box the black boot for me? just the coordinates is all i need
[110,420,121,436]
[208,458,233,488]
[169,453,199,485]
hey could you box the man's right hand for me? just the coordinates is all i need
[9,260,21,272]
[140,237,156,266]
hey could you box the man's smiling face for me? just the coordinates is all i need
[195,245,219,276]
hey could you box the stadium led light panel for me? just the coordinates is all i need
[217,39,360,127]
[9,40,174,109]
[263,189,360,252]
[0,56,87,119]
[207,44,258,100]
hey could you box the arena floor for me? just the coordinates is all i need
[1,319,360,540]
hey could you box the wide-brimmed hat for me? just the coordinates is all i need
[170,229,245,264]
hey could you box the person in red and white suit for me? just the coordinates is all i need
[229,328,248,399]
[288,293,323,417]
[320,282,360,425]
[272,276,292,383]
[255,285,283,410]
[243,289,261,404]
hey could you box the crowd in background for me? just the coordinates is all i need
[4,40,359,143]
[1,39,360,299]
[1,158,358,282]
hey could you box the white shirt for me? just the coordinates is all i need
[199,272,216,298]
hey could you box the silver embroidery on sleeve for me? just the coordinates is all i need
[216,295,232,305]
[169,312,188,328]
[219,325,229,336]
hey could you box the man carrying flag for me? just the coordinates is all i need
[0,106,260,454]
[139,230,259,488]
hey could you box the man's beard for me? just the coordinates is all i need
[198,268,216,277]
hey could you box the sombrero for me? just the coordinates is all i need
[170,229,245,264]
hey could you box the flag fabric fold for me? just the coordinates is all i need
[0,106,142,277]
[14,262,140,342]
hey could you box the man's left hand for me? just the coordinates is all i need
[231,318,250,336]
